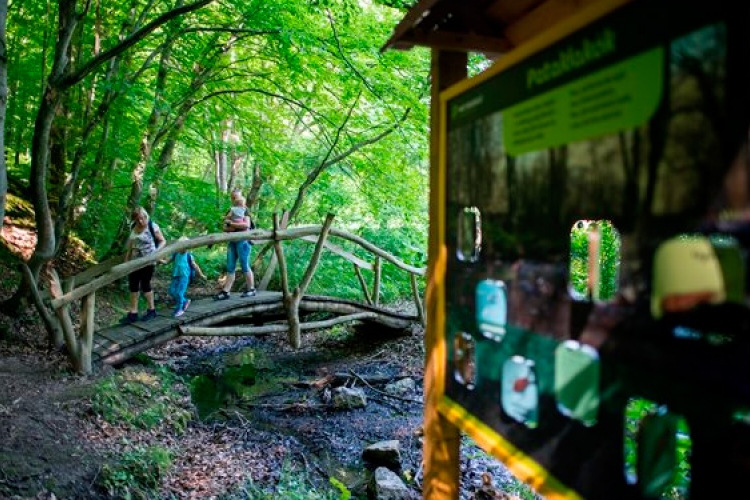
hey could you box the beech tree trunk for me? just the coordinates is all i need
[2,0,216,318]
[0,0,7,233]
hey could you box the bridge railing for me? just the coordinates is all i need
[44,213,425,374]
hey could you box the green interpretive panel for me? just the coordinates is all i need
[440,0,750,499]
[504,48,663,155]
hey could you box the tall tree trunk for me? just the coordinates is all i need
[6,0,78,322]
[68,12,174,235]
[247,160,262,210]
[5,0,217,315]
[0,0,7,233]
[218,120,231,190]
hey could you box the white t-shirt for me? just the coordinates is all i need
[128,222,160,258]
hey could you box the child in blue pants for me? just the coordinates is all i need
[169,237,205,317]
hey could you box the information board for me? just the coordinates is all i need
[439,1,750,498]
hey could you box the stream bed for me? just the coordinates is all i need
[152,321,531,499]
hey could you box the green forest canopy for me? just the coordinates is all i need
[4,0,429,274]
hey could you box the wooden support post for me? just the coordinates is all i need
[55,305,80,362]
[80,292,96,374]
[259,210,290,290]
[410,273,425,326]
[45,266,81,368]
[372,256,382,307]
[285,290,303,348]
[273,213,291,298]
[32,264,65,350]
[283,213,336,348]
[354,264,373,305]
[298,213,335,294]
[422,48,467,500]
[273,212,315,349]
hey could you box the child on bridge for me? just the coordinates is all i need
[169,236,206,317]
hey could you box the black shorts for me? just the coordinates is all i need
[128,265,155,293]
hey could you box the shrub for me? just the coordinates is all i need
[90,365,192,433]
[99,445,172,499]
[229,461,352,500]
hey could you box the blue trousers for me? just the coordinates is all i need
[169,276,190,313]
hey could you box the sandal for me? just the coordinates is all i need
[215,291,230,300]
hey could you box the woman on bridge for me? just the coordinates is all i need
[121,207,166,324]
[215,190,256,300]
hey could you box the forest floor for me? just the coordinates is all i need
[0,222,535,500]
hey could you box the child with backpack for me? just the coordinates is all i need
[169,236,206,317]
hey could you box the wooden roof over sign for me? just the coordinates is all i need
[381,0,602,55]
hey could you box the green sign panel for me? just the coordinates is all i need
[503,47,663,155]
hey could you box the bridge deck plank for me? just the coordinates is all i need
[92,291,415,366]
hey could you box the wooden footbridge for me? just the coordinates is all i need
[39,214,425,374]
[93,292,419,366]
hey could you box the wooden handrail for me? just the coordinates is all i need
[298,235,373,271]
[328,228,425,276]
[49,224,425,309]
[47,219,426,374]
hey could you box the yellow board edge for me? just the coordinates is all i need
[439,396,584,500]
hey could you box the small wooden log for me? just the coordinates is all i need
[99,330,181,366]
[80,293,96,374]
[353,264,373,305]
[299,301,413,329]
[181,324,280,336]
[181,312,377,337]
[188,303,285,326]
[372,256,382,306]
[410,273,425,326]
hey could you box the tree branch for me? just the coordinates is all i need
[61,0,215,88]
[182,27,280,35]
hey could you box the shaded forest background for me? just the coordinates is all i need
[0,0,485,327]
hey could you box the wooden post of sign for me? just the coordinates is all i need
[422,48,467,500]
